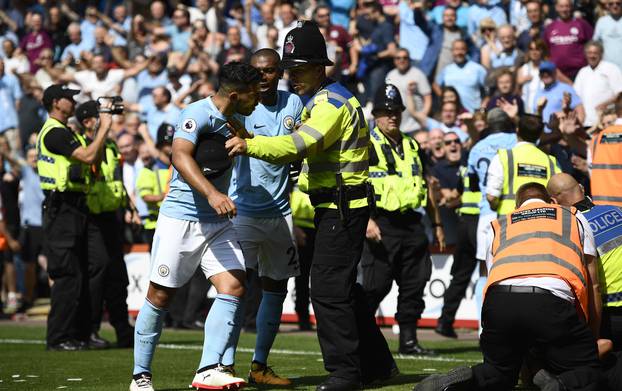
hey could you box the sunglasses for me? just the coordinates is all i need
[610,1,621,5]
[394,56,409,60]
[444,139,460,146]
[481,27,495,32]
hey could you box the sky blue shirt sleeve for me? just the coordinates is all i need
[174,104,211,144]
[435,67,445,86]
[476,64,486,87]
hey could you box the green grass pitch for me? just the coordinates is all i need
[0,323,536,390]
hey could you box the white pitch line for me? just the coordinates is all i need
[0,338,480,364]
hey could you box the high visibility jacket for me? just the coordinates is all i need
[485,202,589,319]
[582,204,622,307]
[36,117,90,193]
[87,140,126,214]
[368,127,426,212]
[590,125,622,206]
[458,166,480,216]
[136,165,171,230]
[497,143,560,215]
[246,82,369,209]
[291,185,315,229]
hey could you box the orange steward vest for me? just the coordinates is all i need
[591,125,622,207]
[484,202,589,319]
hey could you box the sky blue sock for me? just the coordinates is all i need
[199,294,242,370]
[133,300,166,375]
[252,291,286,364]
[221,297,245,366]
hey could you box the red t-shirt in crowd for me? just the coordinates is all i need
[328,24,353,69]
[544,18,594,79]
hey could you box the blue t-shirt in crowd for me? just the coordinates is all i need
[0,72,22,132]
[60,40,93,61]
[436,61,487,112]
[19,165,44,227]
[164,25,191,53]
[80,19,98,49]
[330,0,356,29]
[533,81,581,133]
[467,3,507,37]
[160,97,234,222]
[467,131,517,216]
[429,5,469,30]
[399,1,429,62]
[136,69,169,109]
[229,91,303,218]
[143,103,182,141]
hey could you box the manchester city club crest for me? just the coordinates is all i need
[283,115,295,130]
[284,35,295,54]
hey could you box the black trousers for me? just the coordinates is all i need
[361,210,431,325]
[295,226,315,325]
[311,207,394,382]
[44,197,90,346]
[88,211,132,343]
[439,214,479,325]
[601,307,622,352]
[472,289,602,391]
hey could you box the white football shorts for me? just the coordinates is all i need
[233,214,300,280]
[149,214,245,288]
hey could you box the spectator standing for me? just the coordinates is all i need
[17,145,44,312]
[487,69,525,115]
[80,6,101,50]
[3,39,29,75]
[423,101,470,143]
[517,38,546,114]
[256,3,277,50]
[544,0,594,79]
[0,59,22,153]
[216,26,252,67]
[481,24,522,70]
[467,0,507,45]
[61,23,93,64]
[533,61,585,131]
[386,48,432,134]
[397,0,429,65]
[275,3,298,55]
[143,87,182,141]
[574,41,622,127]
[420,7,479,79]
[314,5,354,81]
[17,80,45,153]
[136,55,168,109]
[517,0,545,51]
[434,39,487,112]
[154,7,192,54]
[594,0,622,70]
[429,0,469,30]
[19,12,52,73]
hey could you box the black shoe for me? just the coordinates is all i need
[89,332,110,349]
[46,340,86,351]
[435,322,458,339]
[316,376,361,391]
[413,367,473,391]
[362,360,399,385]
[533,369,563,391]
[399,342,436,356]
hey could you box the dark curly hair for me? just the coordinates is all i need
[218,62,261,93]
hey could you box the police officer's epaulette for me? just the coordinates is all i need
[305,89,349,112]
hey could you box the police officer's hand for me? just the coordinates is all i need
[7,237,20,253]
[366,218,382,242]
[435,226,446,252]
[225,136,248,157]
[208,191,237,218]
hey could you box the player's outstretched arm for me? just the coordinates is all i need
[172,138,237,218]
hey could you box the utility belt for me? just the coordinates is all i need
[488,285,553,295]
[308,175,375,222]
[44,190,87,211]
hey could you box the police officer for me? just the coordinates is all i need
[37,85,112,350]
[415,182,603,391]
[226,20,396,391]
[590,94,622,207]
[436,165,481,338]
[136,122,174,248]
[361,84,444,355]
[548,173,622,349]
[486,114,561,216]
[75,100,133,349]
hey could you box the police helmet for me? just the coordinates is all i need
[194,133,232,179]
[280,20,334,70]
[372,84,406,115]
[156,122,175,148]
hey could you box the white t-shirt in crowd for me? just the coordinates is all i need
[573,60,622,127]
[73,69,126,100]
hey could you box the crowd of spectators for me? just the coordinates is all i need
[0,0,621,319]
